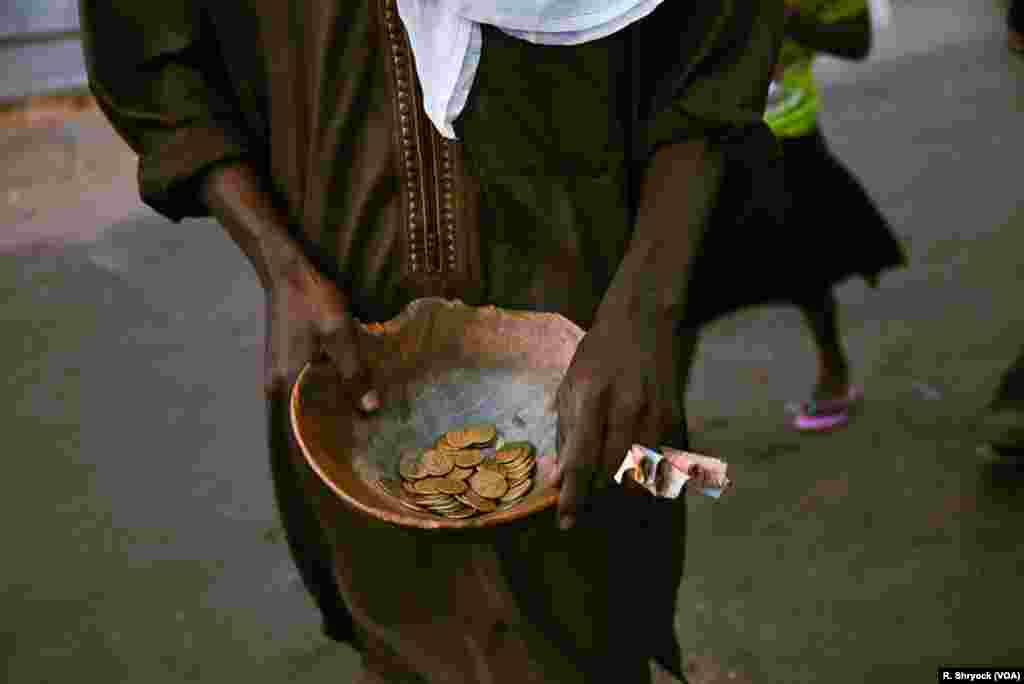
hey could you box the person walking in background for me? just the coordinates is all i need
[768,0,908,432]
[675,0,907,434]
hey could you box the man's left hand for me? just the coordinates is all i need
[554,304,683,530]
[551,139,721,531]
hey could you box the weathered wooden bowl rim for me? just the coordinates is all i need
[290,298,573,531]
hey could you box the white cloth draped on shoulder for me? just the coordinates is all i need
[395,0,665,139]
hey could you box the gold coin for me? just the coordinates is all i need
[426,493,460,506]
[497,448,536,471]
[397,489,428,510]
[434,435,460,452]
[504,470,532,486]
[469,470,508,499]
[503,460,535,482]
[428,501,464,514]
[397,498,428,513]
[421,450,455,477]
[453,450,485,468]
[506,473,532,487]
[493,454,524,471]
[399,452,428,480]
[434,477,469,495]
[495,442,532,464]
[506,473,533,490]
[414,491,454,503]
[468,421,495,444]
[414,477,446,495]
[411,499,452,509]
[376,478,405,499]
[420,501,458,513]
[475,457,506,476]
[444,507,478,519]
[443,429,473,449]
[446,423,497,449]
[466,423,498,445]
[507,451,536,469]
[499,454,532,475]
[449,467,474,480]
[456,490,498,513]
[500,477,533,503]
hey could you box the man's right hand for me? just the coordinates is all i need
[265,263,380,412]
[201,161,379,412]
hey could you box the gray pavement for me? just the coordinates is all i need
[0,0,86,103]
[0,35,88,103]
[2,1,1023,682]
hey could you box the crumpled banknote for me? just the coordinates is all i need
[614,445,732,500]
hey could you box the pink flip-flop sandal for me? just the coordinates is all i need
[791,386,864,433]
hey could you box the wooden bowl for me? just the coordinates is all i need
[290,298,583,530]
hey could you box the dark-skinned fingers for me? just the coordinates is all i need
[555,402,606,531]
[554,366,603,464]
[621,467,650,497]
[630,375,680,447]
[654,458,677,498]
[656,398,687,449]
[555,455,596,531]
[554,374,581,462]
[556,409,566,457]
[265,322,317,398]
[600,392,648,492]
[320,319,380,413]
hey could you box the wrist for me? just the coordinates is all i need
[200,159,249,211]
[598,252,688,329]
[201,160,313,290]
[261,233,315,288]
[604,140,721,328]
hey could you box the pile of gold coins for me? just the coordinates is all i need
[376,423,536,519]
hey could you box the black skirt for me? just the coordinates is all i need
[683,127,907,328]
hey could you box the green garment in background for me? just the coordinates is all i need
[765,0,867,138]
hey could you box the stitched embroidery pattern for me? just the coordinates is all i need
[382,0,460,276]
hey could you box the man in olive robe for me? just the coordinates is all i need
[81,1,782,681]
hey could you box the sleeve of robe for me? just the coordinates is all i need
[819,0,870,23]
[79,1,250,222]
[644,0,785,153]
[638,0,788,249]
